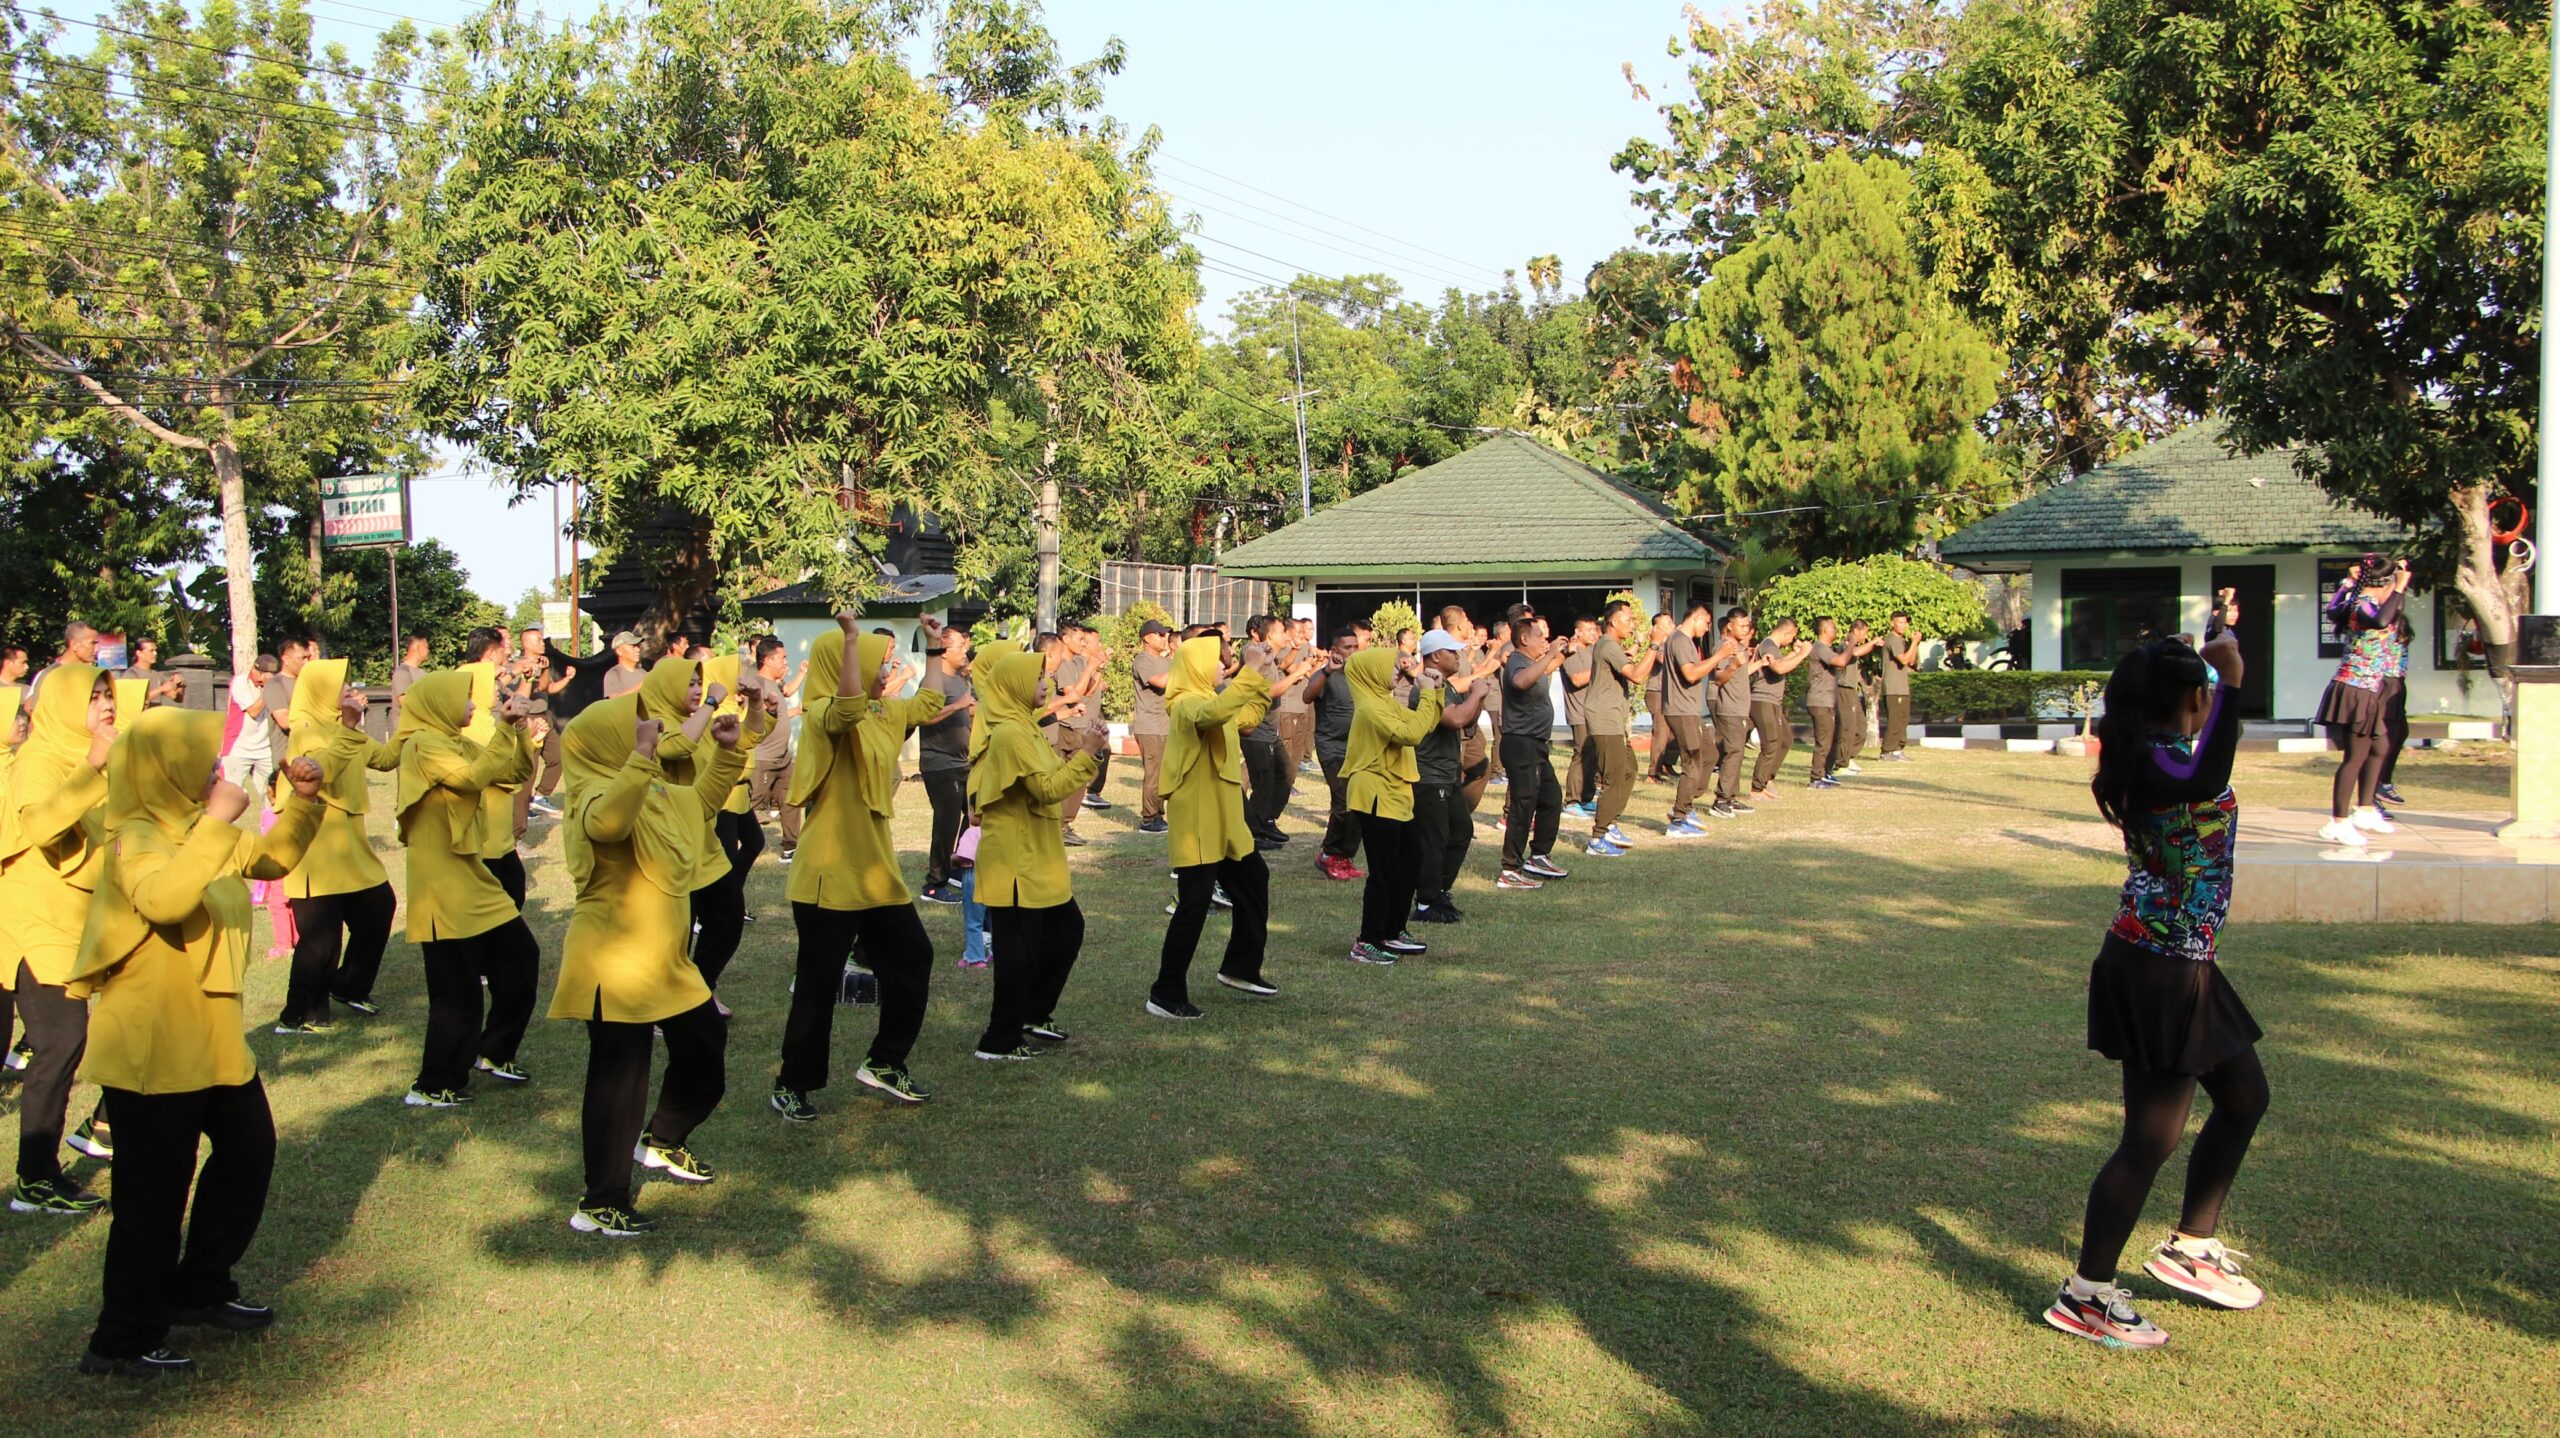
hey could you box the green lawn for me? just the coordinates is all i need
[1,743,2552,1435]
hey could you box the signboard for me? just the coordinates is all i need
[93,633,129,671]
[320,472,410,550]
[2315,557,2358,658]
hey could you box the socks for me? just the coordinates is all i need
[2066,1273,2112,1298]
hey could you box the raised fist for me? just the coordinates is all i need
[282,756,325,799]
[710,713,743,747]
[205,778,251,824]
[339,688,368,727]
[634,717,663,760]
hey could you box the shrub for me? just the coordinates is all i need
[1097,601,1177,723]
[1368,599,1421,649]
[1776,667,2111,721]
[1753,555,1990,642]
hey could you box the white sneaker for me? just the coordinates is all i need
[2350,806,2398,834]
[2319,818,2369,847]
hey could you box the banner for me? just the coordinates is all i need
[321,472,411,550]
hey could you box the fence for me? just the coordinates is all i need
[1099,562,1272,634]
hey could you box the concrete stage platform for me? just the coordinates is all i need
[2232,808,2560,925]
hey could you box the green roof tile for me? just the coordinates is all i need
[1217,435,1719,577]
[1939,424,2409,563]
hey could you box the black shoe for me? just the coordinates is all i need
[1082,793,1115,810]
[1138,817,1169,834]
[1215,972,1279,997]
[331,995,382,1016]
[2376,783,2407,805]
[1425,902,1463,925]
[78,1347,192,1376]
[1026,1018,1070,1043]
[919,881,961,906]
[170,1298,276,1332]
[769,1086,818,1123]
[1145,997,1206,1021]
[1410,901,1457,925]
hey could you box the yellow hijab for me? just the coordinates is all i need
[285,657,368,815]
[1342,647,1418,789]
[1,662,102,863]
[71,708,244,993]
[637,657,703,777]
[967,644,1055,810]
[560,693,711,897]
[786,631,896,815]
[394,670,483,856]
[1160,636,1241,789]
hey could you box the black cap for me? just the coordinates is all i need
[1139,620,1172,637]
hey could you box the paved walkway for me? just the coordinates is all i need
[2233,807,2560,924]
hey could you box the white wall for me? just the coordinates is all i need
[2027,555,2497,720]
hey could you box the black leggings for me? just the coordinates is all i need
[2076,1048,2271,1282]
[1156,853,1271,1004]
[282,881,396,1024]
[581,999,725,1210]
[90,1079,275,1360]
[2379,682,2411,787]
[415,918,541,1094]
[1354,810,1421,944]
[484,850,528,911]
[2328,725,2387,819]
[980,900,1085,1052]
[779,902,932,1089]
[14,964,86,1184]
[690,876,744,991]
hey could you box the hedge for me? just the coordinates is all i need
[1776,667,2111,722]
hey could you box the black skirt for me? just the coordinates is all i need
[2313,677,2396,738]
[2086,932,2263,1075]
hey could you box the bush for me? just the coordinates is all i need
[1753,556,1990,642]
[1776,667,2110,722]
[1368,599,1421,649]
[1098,601,1177,723]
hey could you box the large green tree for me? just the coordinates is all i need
[1665,153,2005,562]
[0,433,205,652]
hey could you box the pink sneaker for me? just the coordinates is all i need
[2143,1237,2266,1310]
[2044,1281,2168,1349]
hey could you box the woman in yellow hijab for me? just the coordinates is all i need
[1342,646,1445,966]
[546,676,748,1237]
[66,708,326,1376]
[641,654,772,999]
[273,659,404,1035]
[1151,633,1276,1016]
[964,643,1098,1059]
[2,665,118,1214]
[393,670,542,1107]
[772,614,947,1116]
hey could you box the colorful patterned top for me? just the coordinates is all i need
[2327,580,2405,691]
[2109,685,2244,963]
[2379,620,2409,680]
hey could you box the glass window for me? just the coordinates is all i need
[2059,568,2182,669]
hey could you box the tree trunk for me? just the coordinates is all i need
[308,501,325,614]
[213,434,259,668]
[2057,357,2104,478]
[637,514,720,653]
[2449,481,2525,722]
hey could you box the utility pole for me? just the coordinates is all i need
[568,475,583,646]
[1036,440,1061,634]
[2538,7,2559,613]
[1288,295,1315,519]
[387,548,401,662]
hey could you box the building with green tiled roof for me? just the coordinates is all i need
[1939,422,2491,720]
[1218,434,1730,638]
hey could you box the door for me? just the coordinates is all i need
[2210,564,2275,719]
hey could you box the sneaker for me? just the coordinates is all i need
[1522,854,1570,881]
[1840,761,1864,775]
[1724,799,1756,815]
[1145,998,1206,1020]
[10,1177,107,1215]
[1664,817,1709,839]
[1750,788,1781,804]
[2043,1281,2168,1349]
[769,1086,818,1122]
[1885,750,1914,762]
[529,796,562,818]
[776,849,794,865]
[1212,885,1234,909]
[272,1016,338,1036]
[1604,824,1634,847]
[67,1117,112,1159]
[1707,801,1739,820]
[2318,818,2370,847]
[1487,775,1509,789]
[5,1040,30,1071]
[974,1043,1045,1060]
[1060,827,1089,847]
[855,1061,931,1105]
[78,1347,193,1376]
[1497,868,1544,891]
[1411,901,1458,924]
[1138,817,1169,834]
[475,1058,531,1084]
[1563,801,1596,819]
[1026,1019,1070,1043]
[170,1298,276,1331]
[1319,856,1358,882]
[1216,972,1279,997]
[1082,793,1115,811]
[919,881,961,906]
[1437,898,1465,920]
[1347,941,1397,966]
[1810,776,1841,789]
[1382,932,1428,957]
[634,1134,716,1183]
[403,1088,473,1108]
[2350,806,2398,835]
[2143,1236,2266,1310]
[331,995,382,1016]
[1254,835,1289,853]
[569,1204,658,1237]
[1583,836,1626,858]
[2375,783,2407,806]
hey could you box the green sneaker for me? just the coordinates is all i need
[855,1061,932,1105]
[634,1133,716,1184]
[474,1058,531,1085]
[66,1117,112,1160]
[769,1086,818,1123]
[402,1087,474,1109]
[9,1177,107,1215]
[272,1017,338,1037]
[569,1204,658,1237]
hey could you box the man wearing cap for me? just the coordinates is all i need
[1130,620,1176,834]
[600,631,646,699]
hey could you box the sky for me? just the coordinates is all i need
[307,0,1724,603]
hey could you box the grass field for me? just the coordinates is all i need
[0,739,2552,1435]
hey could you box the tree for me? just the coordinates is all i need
[0,432,207,652]
[1752,554,1990,639]
[409,0,1192,643]
[2079,0,2546,659]
[0,0,432,664]
[1665,153,2005,562]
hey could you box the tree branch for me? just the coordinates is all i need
[3,326,210,451]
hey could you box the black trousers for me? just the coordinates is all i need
[2077,1049,2270,1281]
[14,963,85,1183]
[981,900,1085,1052]
[1156,853,1271,1004]
[1498,734,1562,867]
[690,874,744,991]
[781,901,933,1089]
[720,806,765,881]
[89,1079,275,1360]
[1243,736,1289,831]
[1355,810,1421,944]
[1410,780,1476,905]
[2379,681,2411,786]
[281,881,396,1024]
[484,849,528,911]
[415,918,540,1094]
[1317,751,1362,861]
[921,769,969,890]
[582,1000,726,1210]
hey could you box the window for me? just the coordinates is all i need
[2060,568,2181,670]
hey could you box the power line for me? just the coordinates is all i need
[22,55,411,138]
[35,13,458,102]
[1158,153,1508,279]
[1164,187,1491,293]
[0,218,410,282]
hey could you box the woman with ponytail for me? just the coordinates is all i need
[2046,632,2271,1349]
[2313,553,2410,844]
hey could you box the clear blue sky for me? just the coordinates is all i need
[326,0,1720,602]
